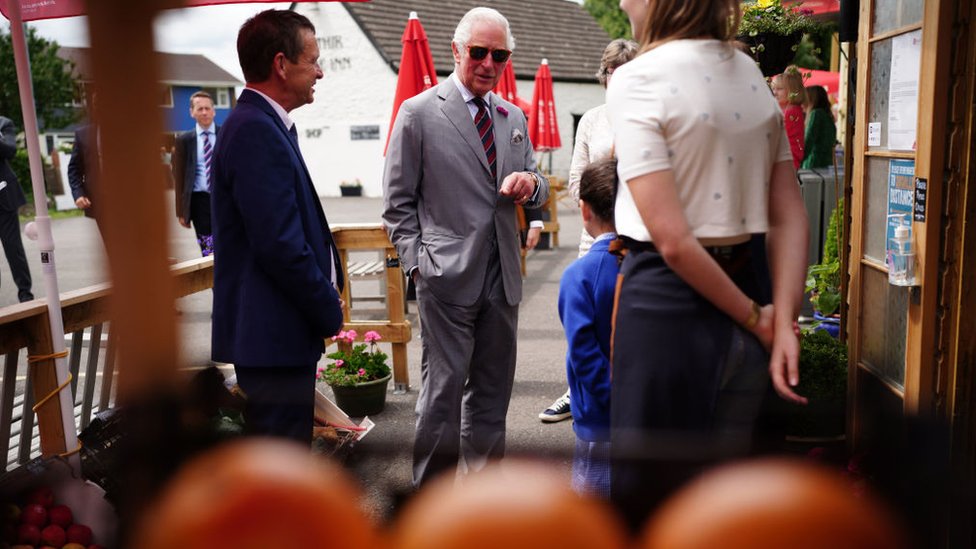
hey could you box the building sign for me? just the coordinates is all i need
[350,125,380,141]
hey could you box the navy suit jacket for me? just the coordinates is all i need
[211,89,343,365]
[67,124,98,218]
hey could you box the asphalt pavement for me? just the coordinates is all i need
[0,191,584,522]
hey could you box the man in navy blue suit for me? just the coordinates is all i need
[211,9,344,444]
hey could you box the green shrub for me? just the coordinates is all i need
[797,330,848,402]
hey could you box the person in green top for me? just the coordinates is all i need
[801,85,837,169]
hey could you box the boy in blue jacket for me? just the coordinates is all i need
[557,156,618,498]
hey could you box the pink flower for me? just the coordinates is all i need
[331,330,346,342]
[364,330,381,343]
[334,359,344,369]
[358,368,366,376]
[496,105,509,117]
[345,329,358,343]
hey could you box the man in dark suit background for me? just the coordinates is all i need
[67,99,100,226]
[0,115,33,303]
[211,9,344,444]
[173,91,218,256]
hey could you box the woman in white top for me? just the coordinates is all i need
[569,38,639,257]
[607,0,809,528]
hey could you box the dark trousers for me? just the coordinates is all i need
[189,191,212,256]
[233,363,317,445]
[609,243,771,531]
[0,208,33,302]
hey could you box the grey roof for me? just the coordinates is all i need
[58,47,241,87]
[343,0,612,83]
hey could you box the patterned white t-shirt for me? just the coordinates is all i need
[606,39,793,243]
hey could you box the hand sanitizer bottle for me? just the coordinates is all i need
[887,215,915,286]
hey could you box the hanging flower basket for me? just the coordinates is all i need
[738,31,802,77]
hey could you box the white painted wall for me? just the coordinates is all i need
[293,3,397,198]
[292,4,606,196]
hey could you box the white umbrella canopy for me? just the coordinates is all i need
[0,0,362,463]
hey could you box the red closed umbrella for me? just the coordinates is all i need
[528,58,561,152]
[527,58,560,173]
[492,60,531,115]
[384,11,437,154]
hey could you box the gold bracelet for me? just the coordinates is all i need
[742,300,761,329]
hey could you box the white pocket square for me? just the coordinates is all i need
[511,129,524,144]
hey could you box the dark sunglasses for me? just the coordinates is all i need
[467,45,512,63]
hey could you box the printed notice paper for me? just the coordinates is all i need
[888,30,922,151]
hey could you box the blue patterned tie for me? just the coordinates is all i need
[202,130,213,191]
[474,98,497,180]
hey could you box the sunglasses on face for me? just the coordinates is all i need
[467,45,512,63]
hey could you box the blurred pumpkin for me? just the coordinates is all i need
[640,458,905,549]
[135,438,382,549]
[391,460,627,549]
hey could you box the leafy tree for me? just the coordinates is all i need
[0,25,79,131]
[583,0,632,40]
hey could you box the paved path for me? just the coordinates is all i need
[0,192,584,521]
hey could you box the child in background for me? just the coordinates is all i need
[557,156,619,498]
[771,66,806,169]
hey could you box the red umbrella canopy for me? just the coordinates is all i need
[385,11,437,155]
[492,60,531,115]
[803,69,840,100]
[527,58,561,152]
[0,0,362,21]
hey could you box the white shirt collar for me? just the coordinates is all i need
[246,86,295,134]
[452,73,492,106]
[195,123,215,136]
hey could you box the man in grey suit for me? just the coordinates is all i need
[383,6,549,488]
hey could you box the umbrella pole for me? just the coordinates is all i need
[8,0,79,467]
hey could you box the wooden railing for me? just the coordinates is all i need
[0,256,214,471]
[0,225,412,470]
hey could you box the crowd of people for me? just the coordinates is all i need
[2,0,823,528]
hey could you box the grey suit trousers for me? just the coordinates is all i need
[412,245,518,488]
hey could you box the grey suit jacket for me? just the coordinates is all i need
[383,77,549,307]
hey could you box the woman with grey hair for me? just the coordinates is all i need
[538,38,638,424]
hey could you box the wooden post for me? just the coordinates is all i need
[25,312,67,457]
[85,0,181,402]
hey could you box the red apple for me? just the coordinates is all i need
[25,485,54,508]
[16,522,40,545]
[19,503,48,527]
[40,523,65,547]
[66,523,93,546]
[48,504,73,528]
[88,545,108,549]
[63,543,87,549]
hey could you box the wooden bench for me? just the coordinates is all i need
[331,224,412,393]
[542,175,564,248]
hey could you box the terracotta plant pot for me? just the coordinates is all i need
[329,374,391,417]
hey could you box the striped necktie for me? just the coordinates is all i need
[202,130,213,191]
[473,97,497,180]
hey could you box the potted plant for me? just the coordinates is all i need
[788,329,848,439]
[339,178,363,197]
[318,329,391,417]
[738,0,825,76]
[806,200,844,336]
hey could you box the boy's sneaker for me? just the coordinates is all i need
[538,391,571,423]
